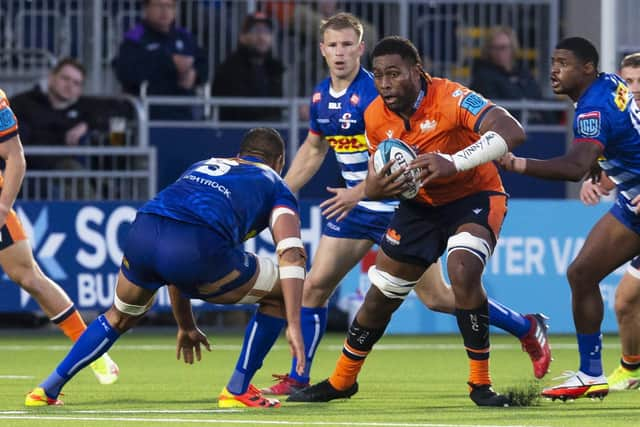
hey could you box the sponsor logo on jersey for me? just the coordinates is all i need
[316,118,330,124]
[420,119,437,132]
[615,82,630,111]
[385,228,401,245]
[312,92,322,103]
[339,112,357,130]
[460,92,488,115]
[0,106,16,132]
[325,134,367,153]
[577,111,601,137]
[329,102,342,110]
[386,130,394,139]
[452,89,463,98]
[350,94,360,105]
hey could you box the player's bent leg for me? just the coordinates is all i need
[289,253,420,403]
[264,237,373,395]
[555,212,640,400]
[414,257,549,378]
[26,272,154,406]
[221,256,284,408]
[0,240,122,385]
[0,240,72,317]
[447,227,510,407]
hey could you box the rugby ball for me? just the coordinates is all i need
[372,138,421,200]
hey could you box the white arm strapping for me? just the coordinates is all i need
[276,237,304,255]
[279,266,306,280]
[270,207,297,229]
[446,131,509,172]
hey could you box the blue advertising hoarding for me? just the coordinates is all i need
[0,200,621,334]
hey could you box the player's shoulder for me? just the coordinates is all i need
[310,77,331,102]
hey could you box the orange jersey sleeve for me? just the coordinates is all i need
[0,89,18,143]
[365,77,504,206]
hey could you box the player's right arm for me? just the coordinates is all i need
[0,92,26,227]
[168,285,211,364]
[580,171,614,205]
[284,131,329,193]
[269,204,307,375]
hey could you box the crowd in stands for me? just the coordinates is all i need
[6,0,566,177]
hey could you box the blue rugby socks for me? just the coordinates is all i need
[488,298,531,338]
[577,332,603,377]
[227,311,286,395]
[289,306,328,384]
[41,314,120,398]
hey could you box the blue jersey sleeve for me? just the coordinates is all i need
[274,181,299,213]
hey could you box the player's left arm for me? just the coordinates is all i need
[168,285,211,364]
[0,134,26,221]
[412,99,526,185]
[269,203,306,375]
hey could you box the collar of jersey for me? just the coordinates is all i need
[237,155,275,173]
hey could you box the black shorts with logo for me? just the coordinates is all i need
[380,191,507,267]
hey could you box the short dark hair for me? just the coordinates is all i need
[621,52,640,69]
[239,128,285,164]
[371,36,422,67]
[52,57,86,77]
[556,37,599,70]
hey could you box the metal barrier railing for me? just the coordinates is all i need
[139,95,571,160]
[21,146,157,201]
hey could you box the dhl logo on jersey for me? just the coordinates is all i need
[615,82,630,111]
[325,134,367,153]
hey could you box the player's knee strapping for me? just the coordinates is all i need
[237,256,279,304]
[446,232,492,267]
[368,266,417,300]
[113,290,155,316]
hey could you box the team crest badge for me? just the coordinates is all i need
[312,92,322,103]
[350,93,360,105]
[577,111,601,137]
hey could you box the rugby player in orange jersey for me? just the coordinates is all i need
[289,36,525,407]
[0,89,118,387]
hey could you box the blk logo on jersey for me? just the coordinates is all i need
[577,111,601,137]
[329,102,342,110]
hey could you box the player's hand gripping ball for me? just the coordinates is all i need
[373,138,421,200]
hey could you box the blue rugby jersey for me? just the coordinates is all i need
[574,73,640,212]
[309,67,396,212]
[139,156,299,244]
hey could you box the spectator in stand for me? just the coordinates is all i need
[113,0,208,120]
[10,57,93,171]
[470,26,546,122]
[211,12,285,122]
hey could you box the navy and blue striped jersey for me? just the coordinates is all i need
[140,156,299,245]
[309,67,396,213]
[574,73,640,212]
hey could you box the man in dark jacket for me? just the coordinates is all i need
[212,12,285,121]
[469,27,548,122]
[113,0,208,120]
[10,57,93,171]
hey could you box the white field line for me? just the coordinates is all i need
[0,375,34,379]
[0,413,553,427]
[0,343,598,352]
